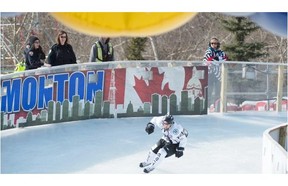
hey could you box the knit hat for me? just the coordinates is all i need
[29,36,39,45]
[99,37,110,44]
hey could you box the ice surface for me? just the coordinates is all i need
[1,112,287,185]
[1,111,287,174]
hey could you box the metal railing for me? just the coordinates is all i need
[220,61,287,112]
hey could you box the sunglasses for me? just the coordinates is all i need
[60,36,67,39]
[211,42,220,45]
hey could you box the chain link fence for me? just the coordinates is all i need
[209,61,287,112]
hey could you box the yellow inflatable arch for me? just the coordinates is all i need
[50,12,197,37]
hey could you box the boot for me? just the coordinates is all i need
[139,150,156,168]
[143,148,167,173]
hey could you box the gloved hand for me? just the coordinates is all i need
[175,147,184,158]
[145,122,155,135]
[213,56,219,61]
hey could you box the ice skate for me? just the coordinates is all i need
[143,166,155,173]
[143,149,166,173]
[139,150,156,168]
[139,162,151,168]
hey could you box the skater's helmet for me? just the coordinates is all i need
[164,114,174,124]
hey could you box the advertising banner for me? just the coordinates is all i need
[0,65,208,130]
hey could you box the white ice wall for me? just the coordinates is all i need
[262,123,288,174]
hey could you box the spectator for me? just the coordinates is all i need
[24,36,37,63]
[89,37,114,62]
[47,30,77,66]
[14,61,26,72]
[25,36,46,70]
[14,35,38,72]
[203,37,228,111]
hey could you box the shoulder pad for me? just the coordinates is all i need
[171,127,180,136]
[170,124,182,135]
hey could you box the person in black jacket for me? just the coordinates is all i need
[47,30,77,66]
[26,36,46,70]
[24,36,37,63]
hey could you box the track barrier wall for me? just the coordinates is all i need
[0,61,208,130]
[262,123,288,174]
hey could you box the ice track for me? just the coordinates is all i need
[1,111,287,174]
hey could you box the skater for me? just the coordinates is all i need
[140,114,188,173]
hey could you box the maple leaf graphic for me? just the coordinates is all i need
[133,68,175,103]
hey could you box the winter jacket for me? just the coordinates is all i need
[26,48,46,70]
[203,47,228,80]
[47,44,77,66]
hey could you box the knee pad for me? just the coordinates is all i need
[163,143,172,153]
[152,139,167,154]
[164,144,178,158]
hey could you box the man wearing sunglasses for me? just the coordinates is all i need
[139,113,188,173]
[203,37,228,112]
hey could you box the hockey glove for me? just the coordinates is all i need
[175,147,184,158]
[145,122,155,135]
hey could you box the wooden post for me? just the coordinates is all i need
[276,65,284,112]
[220,63,228,113]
